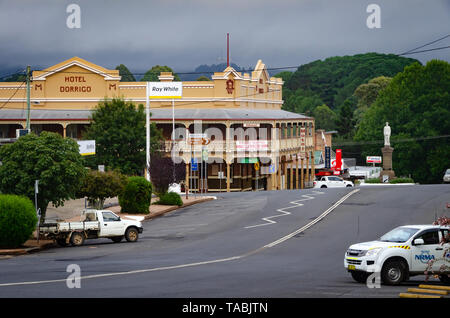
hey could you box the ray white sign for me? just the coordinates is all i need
[148,82,183,99]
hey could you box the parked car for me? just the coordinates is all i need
[443,169,450,183]
[313,176,354,188]
[39,209,143,247]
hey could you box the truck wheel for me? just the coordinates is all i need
[111,236,123,243]
[351,271,369,283]
[70,232,85,247]
[346,184,352,187]
[56,238,68,247]
[125,227,139,242]
[381,260,406,285]
[439,274,450,285]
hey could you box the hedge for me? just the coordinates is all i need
[0,194,38,248]
[118,177,152,214]
[157,192,183,207]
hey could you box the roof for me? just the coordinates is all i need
[0,108,311,121]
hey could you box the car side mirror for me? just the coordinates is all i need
[413,238,424,245]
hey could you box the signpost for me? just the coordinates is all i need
[146,82,183,182]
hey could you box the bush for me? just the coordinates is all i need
[77,170,127,209]
[157,192,183,207]
[389,177,414,184]
[118,177,152,214]
[364,178,382,183]
[0,194,38,248]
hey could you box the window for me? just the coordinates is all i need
[102,212,120,222]
[380,227,419,243]
[416,230,440,245]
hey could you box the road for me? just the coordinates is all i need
[0,184,448,298]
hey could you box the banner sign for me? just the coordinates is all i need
[325,146,331,169]
[77,140,95,156]
[236,140,268,152]
[299,128,306,158]
[366,156,382,164]
[335,149,342,171]
[148,82,182,99]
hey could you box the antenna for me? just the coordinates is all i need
[227,33,230,67]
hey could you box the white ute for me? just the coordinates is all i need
[40,209,144,247]
[345,225,450,285]
[314,176,354,188]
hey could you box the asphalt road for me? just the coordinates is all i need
[0,184,449,298]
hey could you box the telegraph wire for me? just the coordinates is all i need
[398,34,450,56]
[0,80,26,110]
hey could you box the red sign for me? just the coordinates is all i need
[335,149,342,171]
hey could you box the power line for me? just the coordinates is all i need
[0,80,26,110]
[399,45,450,56]
[333,134,450,146]
[399,34,450,55]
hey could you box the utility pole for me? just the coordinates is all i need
[26,65,31,130]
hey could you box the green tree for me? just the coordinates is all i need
[196,75,211,81]
[273,71,293,83]
[77,170,127,209]
[0,132,86,223]
[115,64,136,82]
[355,60,450,183]
[141,65,181,82]
[119,176,153,214]
[83,98,163,175]
[313,104,337,131]
[336,100,356,138]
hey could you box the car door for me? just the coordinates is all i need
[410,229,444,273]
[100,211,126,237]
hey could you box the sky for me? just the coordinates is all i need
[0,0,449,75]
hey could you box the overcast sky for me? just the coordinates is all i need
[0,0,449,74]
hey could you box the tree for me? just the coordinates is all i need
[312,104,337,131]
[355,60,450,183]
[196,75,211,81]
[141,65,180,82]
[336,100,356,138]
[83,98,163,175]
[118,176,152,214]
[149,154,186,195]
[77,170,127,209]
[285,53,418,109]
[115,64,136,82]
[0,132,86,223]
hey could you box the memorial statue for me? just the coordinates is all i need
[383,122,391,146]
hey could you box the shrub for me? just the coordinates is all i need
[118,177,152,214]
[0,194,38,248]
[389,177,414,184]
[364,178,382,183]
[77,170,127,209]
[157,192,183,207]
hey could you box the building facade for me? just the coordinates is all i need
[0,57,316,192]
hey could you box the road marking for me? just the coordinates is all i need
[244,191,325,229]
[0,189,359,288]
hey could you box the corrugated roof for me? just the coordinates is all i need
[0,108,311,121]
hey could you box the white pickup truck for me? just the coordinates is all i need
[345,225,450,285]
[313,176,354,188]
[40,209,143,247]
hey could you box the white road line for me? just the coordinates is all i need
[0,189,359,288]
[244,191,324,229]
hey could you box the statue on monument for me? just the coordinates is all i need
[383,122,391,147]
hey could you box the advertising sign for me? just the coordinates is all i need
[325,146,331,169]
[236,140,268,152]
[335,149,342,171]
[366,156,382,164]
[77,140,95,156]
[148,82,182,99]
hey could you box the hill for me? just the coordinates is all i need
[281,53,420,113]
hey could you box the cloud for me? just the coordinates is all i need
[0,0,448,72]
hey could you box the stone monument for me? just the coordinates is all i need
[380,122,395,182]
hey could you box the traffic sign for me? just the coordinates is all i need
[269,164,276,173]
[254,162,260,171]
[191,158,198,171]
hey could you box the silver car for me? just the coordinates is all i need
[444,169,450,183]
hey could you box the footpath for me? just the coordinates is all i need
[0,194,216,257]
